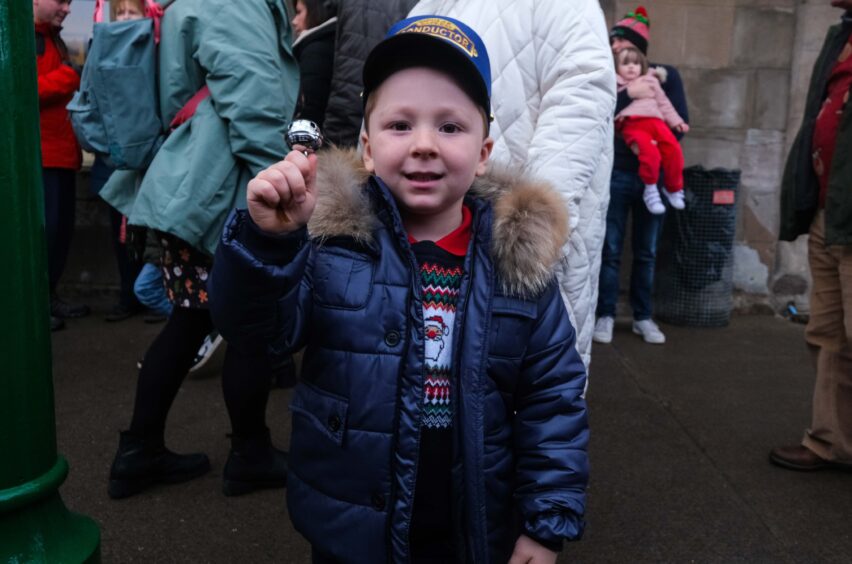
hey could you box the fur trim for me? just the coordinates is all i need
[310,148,569,298]
[652,65,668,84]
[468,165,569,297]
[308,148,376,245]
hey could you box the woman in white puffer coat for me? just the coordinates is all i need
[408,0,616,372]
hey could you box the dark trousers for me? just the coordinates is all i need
[129,307,271,440]
[312,547,454,563]
[107,206,143,308]
[90,157,143,309]
[312,548,338,564]
[42,168,77,293]
[596,169,664,321]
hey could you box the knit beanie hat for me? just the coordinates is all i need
[610,6,650,55]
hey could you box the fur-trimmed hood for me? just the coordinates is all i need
[308,148,569,297]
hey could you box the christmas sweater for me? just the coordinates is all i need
[408,205,471,558]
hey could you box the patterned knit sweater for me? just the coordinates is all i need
[408,205,471,558]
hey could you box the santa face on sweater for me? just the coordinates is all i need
[424,316,449,362]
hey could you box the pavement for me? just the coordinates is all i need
[49,302,852,563]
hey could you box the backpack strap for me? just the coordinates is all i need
[145,0,165,44]
[93,0,105,23]
[169,85,212,131]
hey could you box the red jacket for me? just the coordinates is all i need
[36,22,81,170]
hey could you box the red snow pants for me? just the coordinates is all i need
[618,116,684,191]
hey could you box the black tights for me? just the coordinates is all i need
[222,343,271,438]
[129,307,270,440]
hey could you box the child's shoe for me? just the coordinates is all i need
[593,316,615,344]
[189,331,224,375]
[664,189,686,210]
[642,184,665,215]
[632,319,666,344]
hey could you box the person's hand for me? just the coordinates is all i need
[246,150,318,234]
[508,535,558,564]
[626,75,656,99]
[675,122,690,134]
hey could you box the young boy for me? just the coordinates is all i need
[210,15,588,563]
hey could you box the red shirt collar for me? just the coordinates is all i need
[407,205,472,257]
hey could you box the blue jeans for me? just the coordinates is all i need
[597,169,664,321]
[134,262,172,316]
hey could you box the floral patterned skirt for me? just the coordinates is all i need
[158,231,212,309]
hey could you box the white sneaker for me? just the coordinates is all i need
[632,319,666,344]
[189,332,224,374]
[643,185,665,215]
[593,316,615,344]
[664,189,685,210]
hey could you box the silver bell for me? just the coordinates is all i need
[286,119,323,155]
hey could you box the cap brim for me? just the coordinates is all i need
[362,33,490,117]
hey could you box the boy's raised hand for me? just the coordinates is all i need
[508,535,558,564]
[247,150,318,234]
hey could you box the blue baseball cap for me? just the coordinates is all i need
[362,15,492,122]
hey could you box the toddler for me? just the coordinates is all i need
[110,0,146,21]
[210,15,589,564]
[615,46,689,214]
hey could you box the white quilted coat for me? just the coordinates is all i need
[409,0,616,370]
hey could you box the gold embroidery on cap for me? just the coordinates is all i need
[397,18,478,58]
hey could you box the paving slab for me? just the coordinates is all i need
[47,307,852,563]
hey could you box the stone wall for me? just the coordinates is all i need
[602,0,839,312]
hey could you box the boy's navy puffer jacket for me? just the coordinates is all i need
[209,149,589,563]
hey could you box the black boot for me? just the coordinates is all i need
[108,431,211,499]
[50,294,90,319]
[222,430,288,497]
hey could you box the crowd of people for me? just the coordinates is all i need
[32,0,852,561]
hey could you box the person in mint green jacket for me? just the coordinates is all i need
[102,0,300,499]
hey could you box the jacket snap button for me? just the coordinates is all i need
[371,493,386,511]
[384,330,400,347]
[327,414,341,432]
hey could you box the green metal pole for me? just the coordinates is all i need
[0,0,100,561]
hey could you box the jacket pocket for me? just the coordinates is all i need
[289,381,349,446]
[489,295,537,360]
[312,248,374,310]
[96,65,163,169]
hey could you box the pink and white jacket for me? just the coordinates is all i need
[616,70,685,129]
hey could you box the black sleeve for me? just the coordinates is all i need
[295,38,336,125]
[322,0,419,147]
[614,88,632,116]
[322,1,370,148]
[661,64,689,139]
